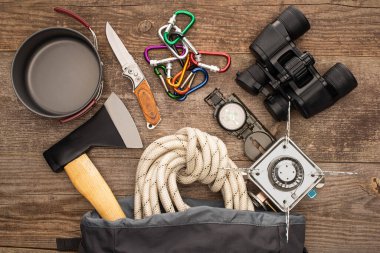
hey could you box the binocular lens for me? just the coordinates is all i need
[278,6,310,40]
[323,63,358,100]
[264,94,289,121]
[236,64,268,95]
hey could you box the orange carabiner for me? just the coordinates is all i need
[166,54,191,88]
[174,73,195,95]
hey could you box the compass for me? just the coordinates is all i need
[205,89,275,161]
[217,102,246,131]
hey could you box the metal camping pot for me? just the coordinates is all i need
[12,7,103,123]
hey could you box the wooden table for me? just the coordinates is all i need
[0,1,379,252]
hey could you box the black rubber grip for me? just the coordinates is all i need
[43,106,125,172]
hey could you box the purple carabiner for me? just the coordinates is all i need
[144,44,185,65]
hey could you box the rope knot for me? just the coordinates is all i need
[134,127,254,219]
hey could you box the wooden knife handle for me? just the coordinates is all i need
[64,154,126,221]
[134,79,161,129]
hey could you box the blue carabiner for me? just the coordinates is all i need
[176,67,209,101]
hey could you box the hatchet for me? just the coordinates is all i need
[43,93,142,221]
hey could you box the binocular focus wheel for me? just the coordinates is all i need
[278,6,310,40]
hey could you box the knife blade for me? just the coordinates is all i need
[105,92,143,148]
[106,22,161,129]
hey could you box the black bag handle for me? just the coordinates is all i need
[56,237,81,251]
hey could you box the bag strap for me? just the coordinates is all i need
[56,237,81,251]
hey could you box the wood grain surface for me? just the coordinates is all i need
[0,0,379,252]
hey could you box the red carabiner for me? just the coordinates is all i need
[190,51,231,73]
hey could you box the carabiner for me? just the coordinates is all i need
[166,54,191,88]
[144,44,186,66]
[154,65,183,100]
[190,51,231,73]
[165,26,199,55]
[173,73,196,95]
[176,67,209,101]
[158,25,189,60]
[182,36,199,55]
[170,66,195,94]
[160,23,199,57]
[154,65,169,92]
[164,10,195,46]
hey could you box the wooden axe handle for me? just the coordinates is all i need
[64,154,126,221]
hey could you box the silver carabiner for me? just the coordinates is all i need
[159,25,189,59]
[182,36,198,55]
[168,25,199,55]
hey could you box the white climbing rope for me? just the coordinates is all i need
[134,127,254,219]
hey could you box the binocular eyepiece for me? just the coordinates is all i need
[236,6,357,121]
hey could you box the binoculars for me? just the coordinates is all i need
[236,6,357,121]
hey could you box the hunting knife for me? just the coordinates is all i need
[106,22,161,129]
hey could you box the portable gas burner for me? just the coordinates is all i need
[248,137,324,212]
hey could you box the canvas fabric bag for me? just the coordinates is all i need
[57,197,307,253]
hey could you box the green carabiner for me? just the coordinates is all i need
[154,65,167,76]
[164,10,195,46]
[154,65,183,100]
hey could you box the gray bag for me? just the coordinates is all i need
[58,197,307,253]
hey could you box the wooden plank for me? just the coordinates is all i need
[0,153,379,196]
[1,1,379,252]
[1,52,379,163]
[0,163,378,252]
[0,248,59,253]
[1,0,379,7]
[0,3,378,56]
[0,156,223,196]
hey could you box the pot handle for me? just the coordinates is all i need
[54,7,91,28]
[54,7,98,50]
[59,99,97,124]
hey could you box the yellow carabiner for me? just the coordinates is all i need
[166,55,191,88]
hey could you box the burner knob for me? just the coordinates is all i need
[276,160,298,183]
[269,156,304,191]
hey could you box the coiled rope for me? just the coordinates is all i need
[134,127,254,219]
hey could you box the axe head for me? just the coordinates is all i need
[43,93,143,172]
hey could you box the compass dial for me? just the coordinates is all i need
[217,102,247,131]
[268,156,304,191]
